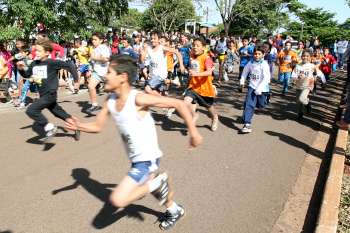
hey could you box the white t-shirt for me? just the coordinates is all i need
[107,90,163,162]
[147,45,167,80]
[240,60,271,93]
[92,44,111,76]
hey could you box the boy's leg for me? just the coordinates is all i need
[242,87,257,127]
[184,95,198,123]
[87,73,102,112]
[207,105,219,131]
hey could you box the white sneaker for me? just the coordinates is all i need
[166,108,176,118]
[240,124,252,134]
[16,102,26,110]
[172,76,181,87]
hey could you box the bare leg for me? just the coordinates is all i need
[88,78,100,105]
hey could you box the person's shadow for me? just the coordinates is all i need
[52,168,163,229]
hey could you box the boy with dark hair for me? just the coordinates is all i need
[239,45,271,133]
[65,54,202,230]
[238,37,254,92]
[17,38,80,141]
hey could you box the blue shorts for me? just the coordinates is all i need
[128,159,160,184]
[145,76,167,92]
[79,64,90,74]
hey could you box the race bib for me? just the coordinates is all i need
[32,66,48,80]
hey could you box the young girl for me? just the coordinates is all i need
[239,45,271,133]
[320,47,337,81]
[292,51,324,120]
[184,37,219,131]
[65,54,202,230]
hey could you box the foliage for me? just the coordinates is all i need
[285,7,349,45]
[0,0,128,41]
[112,9,143,30]
[140,0,196,32]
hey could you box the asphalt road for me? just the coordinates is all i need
[0,70,344,233]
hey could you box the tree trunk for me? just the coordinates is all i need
[224,21,231,36]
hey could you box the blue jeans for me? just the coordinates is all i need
[279,72,292,93]
[242,87,267,124]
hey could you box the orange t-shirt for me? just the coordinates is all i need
[278,50,297,73]
[188,53,215,97]
[166,52,174,72]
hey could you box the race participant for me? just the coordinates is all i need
[238,37,254,92]
[64,54,202,230]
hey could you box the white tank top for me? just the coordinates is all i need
[147,45,168,80]
[107,90,163,162]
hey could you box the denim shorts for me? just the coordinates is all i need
[145,76,167,92]
[128,159,160,184]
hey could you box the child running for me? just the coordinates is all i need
[64,54,202,230]
[184,37,219,131]
[17,38,80,141]
[291,51,324,120]
[239,45,271,133]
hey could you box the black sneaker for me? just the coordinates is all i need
[151,173,169,206]
[159,205,185,230]
[86,105,102,114]
[43,126,58,142]
[74,130,80,141]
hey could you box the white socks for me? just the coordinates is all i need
[44,123,55,132]
[167,202,180,215]
[148,173,168,193]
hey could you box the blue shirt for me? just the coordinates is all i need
[120,47,139,60]
[239,46,254,67]
[178,46,191,68]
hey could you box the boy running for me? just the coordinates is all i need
[65,54,203,230]
[239,45,271,133]
[184,37,219,131]
[17,38,80,141]
[238,37,254,92]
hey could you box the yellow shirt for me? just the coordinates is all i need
[77,46,90,64]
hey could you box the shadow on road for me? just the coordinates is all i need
[265,130,324,159]
[20,124,75,151]
[52,168,162,229]
[0,231,13,233]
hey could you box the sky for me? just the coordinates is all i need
[129,0,350,25]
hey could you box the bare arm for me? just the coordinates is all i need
[65,102,110,133]
[135,93,202,148]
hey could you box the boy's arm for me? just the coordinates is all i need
[53,60,79,82]
[255,63,271,94]
[65,102,110,133]
[17,60,33,79]
[135,93,202,148]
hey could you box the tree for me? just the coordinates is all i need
[141,0,196,32]
[214,0,301,36]
[285,7,340,45]
[112,9,143,30]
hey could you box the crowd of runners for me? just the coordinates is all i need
[0,29,349,230]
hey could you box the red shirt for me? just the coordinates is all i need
[320,54,336,74]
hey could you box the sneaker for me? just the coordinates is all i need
[240,124,252,134]
[297,112,304,121]
[151,173,169,206]
[43,126,58,142]
[166,108,176,119]
[16,102,26,110]
[211,116,219,131]
[86,105,102,114]
[74,130,81,141]
[172,76,181,87]
[159,205,185,230]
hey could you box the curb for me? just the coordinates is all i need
[315,122,348,232]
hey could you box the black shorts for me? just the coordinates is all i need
[185,89,214,108]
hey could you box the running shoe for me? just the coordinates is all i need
[43,126,58,142]
[159,205,185,230]
[240,124,252,134]
[86,105,102,114]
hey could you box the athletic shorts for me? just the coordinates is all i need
[145,76,167,92]
[128,159,160,184]
[79,64,90,74]
[218,54,226,63]
[91,71,104,83]
[185,89,215,108]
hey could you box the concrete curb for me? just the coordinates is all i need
[315,127,347,233]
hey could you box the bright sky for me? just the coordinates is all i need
[129,0,350,25]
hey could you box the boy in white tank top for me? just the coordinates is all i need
[140,31,185,96]
[65,54,202,230]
